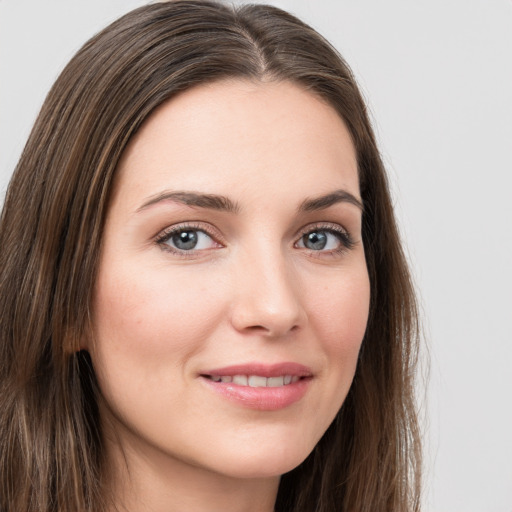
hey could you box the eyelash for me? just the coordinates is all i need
[154,222,222,258]
[295,223,355,257]
[154,221,355,258]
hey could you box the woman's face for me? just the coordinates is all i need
[90,80,370,482]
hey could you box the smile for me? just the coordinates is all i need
[204,375,301,387]
[200,363,312,411]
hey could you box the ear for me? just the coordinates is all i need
[63,324,91,354]
[77,330,94,353]
[78,338,90,352]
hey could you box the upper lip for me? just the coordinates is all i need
[201,362,313,378]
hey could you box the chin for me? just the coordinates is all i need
[208,438,314,480]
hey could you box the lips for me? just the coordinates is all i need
[203,362,312,379]
[199,362,312,411]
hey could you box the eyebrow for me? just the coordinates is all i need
[137,191,241,214]
[137,188,363,214]
[298,189,364,212]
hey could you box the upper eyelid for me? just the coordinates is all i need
[295,221,350,237]
[154,221,222,242]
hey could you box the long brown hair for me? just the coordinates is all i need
[0,1,421,511]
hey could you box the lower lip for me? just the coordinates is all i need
[201,377,311,411]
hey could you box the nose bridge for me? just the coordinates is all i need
[230,239,306,336]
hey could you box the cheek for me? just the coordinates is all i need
[91,263,224,379]
[309,268,370,371]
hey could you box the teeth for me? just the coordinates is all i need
[232,375,248,386]
[209,374,299,387]
[248,375,267,387]
[267,376,285,387]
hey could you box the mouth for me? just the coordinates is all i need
[201,375,307,388]
[201,374,303,387]
[199,363,313,410]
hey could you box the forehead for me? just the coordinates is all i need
[113,79,359,211]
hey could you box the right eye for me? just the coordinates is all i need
[156,225,221,254]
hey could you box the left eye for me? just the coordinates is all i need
[296,229,345,251]
[160,229,217,251]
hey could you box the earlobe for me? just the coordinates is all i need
[63,324,92,354]
[78,338,89,352]
[78,331,95,353]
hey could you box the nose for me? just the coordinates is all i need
[230,248,307,338]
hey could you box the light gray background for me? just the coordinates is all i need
[1,1,511,511]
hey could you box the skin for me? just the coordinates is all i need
[89,80,370,512]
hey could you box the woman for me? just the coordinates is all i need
[0,1,421,511]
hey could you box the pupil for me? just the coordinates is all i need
[173,231,198,250]
[305,231,327,250]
